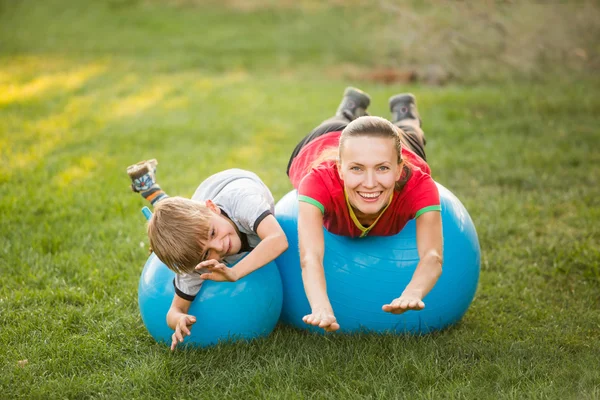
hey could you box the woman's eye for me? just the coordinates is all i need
[378,166,390,171]
[350,166,361,171]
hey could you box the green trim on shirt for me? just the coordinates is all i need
[415,205,442,219]
[298,195,325,214]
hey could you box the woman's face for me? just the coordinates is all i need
[337,136,402,217]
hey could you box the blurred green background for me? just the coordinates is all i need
[1,0,599,398]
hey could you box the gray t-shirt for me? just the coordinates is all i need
[173,169,275,300]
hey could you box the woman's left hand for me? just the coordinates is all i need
[382,293,425,314]
[196,260,238,282]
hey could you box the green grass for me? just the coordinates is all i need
[1,0,599,398]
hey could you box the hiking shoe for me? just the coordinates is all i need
[336,87,371,121]
[389,93,421,126]
[127,159,158,193]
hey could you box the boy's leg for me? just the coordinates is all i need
[127,159,169,206]
[287,87,371,175]
[389,93,427,161]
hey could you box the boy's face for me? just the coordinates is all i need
[200,211,242,262]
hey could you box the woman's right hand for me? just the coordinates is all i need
[170,315,196,351]
[302,308,340,332]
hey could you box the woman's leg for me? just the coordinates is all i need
[127,159,169,206]
[286,118,348,175]
[287,87,371,175]
[389,93,427,161]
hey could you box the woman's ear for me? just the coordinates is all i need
[336,159,344,180]
[205,199,221,214]
[395,160,404,181]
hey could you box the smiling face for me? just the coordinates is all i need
[199,212,242,262]
[337,135,402,218]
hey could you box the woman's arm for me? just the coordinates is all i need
[382,211,443,314]
[166,294,195,351]
[298,202,340,332]
[196,215,288,282]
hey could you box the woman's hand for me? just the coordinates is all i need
[382,211,443,315]
[170,315,196,351]
[382,292,425,314]
[298,202,337,332]
[196,260,238,282]
[302,308,340,332]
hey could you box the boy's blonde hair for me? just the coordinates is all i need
[147,196,213,274]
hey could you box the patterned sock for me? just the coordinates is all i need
[140,185,168,205]
[127,159,169,206]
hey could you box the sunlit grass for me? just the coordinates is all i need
[0,62,106,106]
[53,156,99,187]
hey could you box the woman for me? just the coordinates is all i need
[287,87,443,332]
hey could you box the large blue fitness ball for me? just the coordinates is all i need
[274,183,480,334]
[138,254,283,347]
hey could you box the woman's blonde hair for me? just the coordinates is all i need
[147,196,213,274]
[311,116,413,191]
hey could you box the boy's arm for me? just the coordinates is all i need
[229,214,288,279]
[196,214,288,281]
[166,294,196,351]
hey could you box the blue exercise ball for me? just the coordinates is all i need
[138,254,283,347]
[274,183,480,334]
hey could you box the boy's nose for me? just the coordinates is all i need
[211,239,224,252]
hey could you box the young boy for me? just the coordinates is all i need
[127,159,288,351]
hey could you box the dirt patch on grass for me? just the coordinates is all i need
[146,0,599,83]
[155,0,361,12]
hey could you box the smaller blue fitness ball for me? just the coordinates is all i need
[274,183,480,334]
[138,254,283,347]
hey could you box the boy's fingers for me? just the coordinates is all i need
[318,320,330,328]
[203,273,223,281]
[324,323,340,332]
[195,260,216,269]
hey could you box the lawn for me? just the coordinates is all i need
[1,0,599,398]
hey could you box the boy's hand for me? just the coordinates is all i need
[302,308,340,332]
[171,315,196,351]
[382,293,425,315]
[196,260,239,282]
